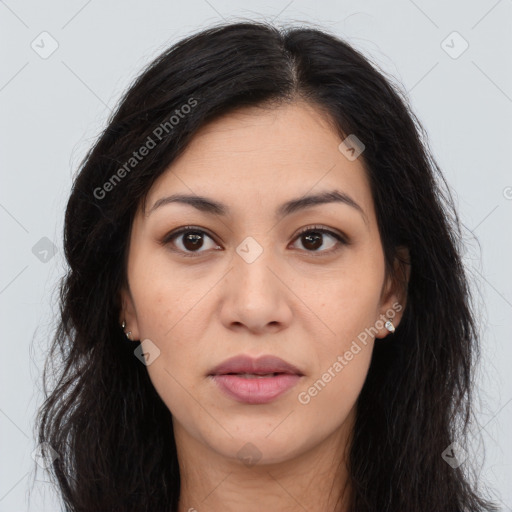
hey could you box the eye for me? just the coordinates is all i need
[290,225,348,254]
[161,226,221,256]
[161,224,349,258]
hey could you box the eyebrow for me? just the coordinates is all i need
[148,189,368,225]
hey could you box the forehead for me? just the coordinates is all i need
[171,100,344,170]
[143,101,375,225]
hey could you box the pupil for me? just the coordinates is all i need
[183,232,203,251]
[303,232,322,251]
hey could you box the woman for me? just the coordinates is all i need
[35,20,499,511]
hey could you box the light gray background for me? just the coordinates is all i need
[1,1,511,510]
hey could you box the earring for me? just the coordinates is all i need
[121,320,132,340]
[384,319,395,333]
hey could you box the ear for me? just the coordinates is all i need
[375,246,410,339]
[119,284,141,341]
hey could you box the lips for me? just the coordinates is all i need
[208,354,304,404]
[209,354,304,377]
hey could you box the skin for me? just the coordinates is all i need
[120,100,409,512]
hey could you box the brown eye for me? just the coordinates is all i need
[162,224,348,258]
[163,227,221,256]
[291,226,348,254]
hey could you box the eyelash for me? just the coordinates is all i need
[161,225,349,258]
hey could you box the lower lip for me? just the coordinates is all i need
[210,374,302,404]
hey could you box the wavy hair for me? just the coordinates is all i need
[35,20,498,511]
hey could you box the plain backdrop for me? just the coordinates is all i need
[1,1,511,510]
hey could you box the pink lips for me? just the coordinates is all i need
[209,354,304,405]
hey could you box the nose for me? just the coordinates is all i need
[219,240,293,335]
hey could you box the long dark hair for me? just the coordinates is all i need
[35,20,499,511]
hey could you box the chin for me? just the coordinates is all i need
[203,423,310,466]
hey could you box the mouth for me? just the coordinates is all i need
[208,354,304,377]
[208,355,304,404]
[210,373,302,404]
[224,372,290,378]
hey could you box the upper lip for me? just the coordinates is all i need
[209,355,304,376]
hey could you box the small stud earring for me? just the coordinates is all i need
[121,320,132,340]
[384,319,395,333]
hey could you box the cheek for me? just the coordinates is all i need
[128,266,209,414]
[296,281,378,422]
[129,252,196,337]
[314,267,383,350]
[295,342,372,443]
[297,269,381,410]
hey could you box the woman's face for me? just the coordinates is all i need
[121,100,406,467]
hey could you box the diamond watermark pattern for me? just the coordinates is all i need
[441,441,468,468]
[236,236,263,264]
[441,31,469,59]
[31,442,59,469]
[134,339,161,365]
[31,31,59,59]
[237,442,262,467]
[32,237,58,263]
[338,134,365,161]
